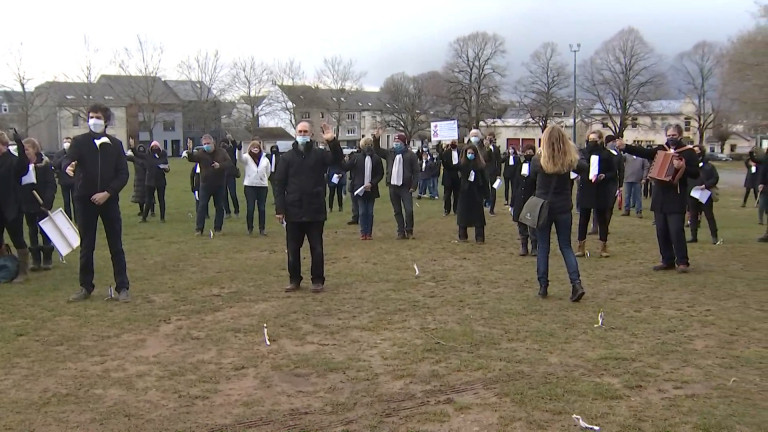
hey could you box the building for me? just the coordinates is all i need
[165,80,225,150]
[0,90,24,133]
[481,106,580,151]
[706,132,755,155]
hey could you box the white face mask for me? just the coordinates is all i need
[88,118,106,134]
[63,141,71,150]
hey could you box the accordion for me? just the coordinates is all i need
[648,145,690,184]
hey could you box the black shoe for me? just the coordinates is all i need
[118,289,131,303]
[489,211,496,216]
[397,233,407,240]
[530,247,538,257]
[150,212,156,217]
[136,211,143,216]
[347,220,358,225]
[687,238,697,243]
[741,203,746,208]
[160,218,165,223]
[570,283,585,302]
[711,237,718,245]
[139,219,147,223]
[758,234,768,242]
[311,283,325,293]
[68,288,91,302]
[538,285,548,298]
[248,229,253,236]
[406,230,414,239]
[443,211,450,217]
[259,229,267,236]
[653,263,675,271]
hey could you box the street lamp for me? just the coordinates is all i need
[569,43,581,144]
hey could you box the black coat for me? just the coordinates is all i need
[373,137,420,189]
[51,148,74,186]
[274,139,343,222]
[744,157,759,189]
[440,146,463,186]
[456,161,489,227]
[623,143,699,213]
[511,157,536,222]
[530,156,589,217]
[268,148,281,181]
[126,146,148,203]
[418,157,438,181]
[341,151,384,199]
[0,138,30,223]
[577,146,618,210]
[19,155,57,214]
[502,152,518,179]
[482,143,502,178]
[63,131,129,201]
[140,150,170,187]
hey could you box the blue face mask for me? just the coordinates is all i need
[394,142,404,150]
[470,136,481,144]
[467,153,475,160]
[202,144,213,153]
[296,136,310,145]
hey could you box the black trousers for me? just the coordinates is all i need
[458,225,485,242]
[654,211,689,267]
[578,207,608,242]
[487,174,497,212]
[24,212,52,248]
[223,174,240,215]
[689,198,718,239]
[77,197,129,293]
[504,177,513,203]
[443,175,460,214]
[143,184,166,220]
[328,183,343,210]
[743,187,758,205]
[0,214,27,250]
[350,193,359,222]
[286,221,325,285]
[60,183,77,223]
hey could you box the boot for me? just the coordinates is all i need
[13,248,29,283]
[519,238,529,256]
[621,209,630,216]
[530,239,538,257]
[570,282,585,302]
[538,285,548,298]
[599,241,610,258]
[687,227,698,243]
[575,240,586,257]
[42,245,54,270]
[758,226,768,242]
[29,246,42,272]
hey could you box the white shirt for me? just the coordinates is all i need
[241,152,271,187]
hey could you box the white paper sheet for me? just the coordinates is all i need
[94,137,110,148]
[331,173,342,184]
[508,155,515,165]
[194,191,199,200]
[521,162,530,177]
[589,155,600,181]
[570,171,578,180]
[355,185,366,196]
[451,150,459,165]
[21,164,36,185]
[468,170,475,182]
[492,178,502,189]
[751,166,757,174]
[690,187,711,204]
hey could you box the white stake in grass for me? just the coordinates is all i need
[263,323,271,346]
[594,309,604,328]
[105,285,114,301]
[209,229,214,239]
[413,263,420,276]
[572,414,601,431]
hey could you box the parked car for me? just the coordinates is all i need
[710,153,733,161]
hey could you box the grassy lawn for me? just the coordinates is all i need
[0,159,766,431]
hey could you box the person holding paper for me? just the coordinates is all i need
[511,144,537,256]
[187,134,234,236]
[274,121,343,293]
[0,129,31,283]
[219,134,241,218]
[52,137,76,222]
[340,137,384,240]
[686,145,719,244]
[326,157,345,213]
[19,138,57,271]
[441,140,462,216]
[372,130,419,240]
[575,131,616,258]
[417,150,437,200]
[63,103,131,302]
[743,148,760,209]
[617,124,699,273]
[241,140,271,236]
[502,147,518,206]
[456,144,489,243]
[133,141,170,223]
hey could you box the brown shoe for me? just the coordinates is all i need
[676,265,690,273]
[575,240,586,257]
[284,283,301,292]
[310,283,324,293]
[599,241,610,258]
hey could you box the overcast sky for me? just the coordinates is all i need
[1,0,760,93]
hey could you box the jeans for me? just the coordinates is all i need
[244,185,268,232]
[430,177,439,198]
[224,175,240,215]
[654,212,688,266]
[624,182,642,213]
[286,221,325,285]
[389,185,414,234]
[328,183,344,210]
[196,184,226,232]
[578,207,609,242]
[418,178,429,197]
[536,212,581,287]
[143,184,166,220]
[60,183,76,223]
[359,196,375,236]
[24,212,52,248]
[77,197,129,292]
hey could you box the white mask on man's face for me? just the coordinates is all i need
[63,141,71,150]
[88,118,106,134]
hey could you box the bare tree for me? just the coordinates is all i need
[314,55,366,135]
[63,36,102,124]
[443,31,507,130]
[177,49,229,133]
[417,70,450,118]
[114,35,165,140]
[380,73,433,142]
[5,46,49,136]
[515,42,570,132]
[711,124,733,154]
[230,56,273,134]
[271,58,307,131]
[675,41,722,145]
[580,27,667,138]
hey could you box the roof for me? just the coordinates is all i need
[278,84,390,111]
[97,75,182,105]
[34,81,130,106]
[165,80,217,102]
[589,99,690,116]
[0,90,24,104]
[249,127,295,142]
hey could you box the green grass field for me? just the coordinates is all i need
[0,159,766,431]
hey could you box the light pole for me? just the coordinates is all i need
[569,43,581,144]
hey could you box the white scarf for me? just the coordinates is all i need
[451,149,459,165]
[364,155,372,185]
[391,154,404,186]
[422,159,427,171]
[271,155,276,172]
[508,154,515,165]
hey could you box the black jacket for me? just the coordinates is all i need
[0,135,30,223]
[268,146,281,181]
[220,138,241,164]
[456,160,489,227]
[688,158,719,191]
[482,142,502,178]
[126,145,148,203]
[372,137,419,189]
[63,131,129,200]
[623,142,699,213]
[20,154,57,214]
[531,155,589,216]
[141,149,170,187]
[511,157,536,222]
[341,150,384,199]
[52,148,75,187]
[502,152,518,179]
[440,146,463,186]
[577,145,618,210]
[274,139,343,222]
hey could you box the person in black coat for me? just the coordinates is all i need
[743,147,760,208]
[0,129,31,283]
[502,146,518,206]
[456,144,489,243]
[19,138,57,271]
[52,137,76,222]
[618,124,700,272]
[340,137,384,239]
[480,131,502,215]
[63,103,131,302]
[274,121,343,293]
[511,144,537,256]
[126,137,152,217]
[757,152,768,242]
[268,144,281,205]
[136,141,170,222]
[416,150,437,199]
[441,140,462,216]
[346,146,361,225]
[220,134,241,217]
[687,145,719,244]
[576,131,617,258]
[372,130,420,239]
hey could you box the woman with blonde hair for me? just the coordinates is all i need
[341,137,384,240]
[20,138,57,271]
[240,140,271,235]
[531,125,588,301]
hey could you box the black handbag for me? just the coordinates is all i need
[520,172,557,230]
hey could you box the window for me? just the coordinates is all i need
[684,118,691,132]
[347,113,357,121]
[301,112,310,119]
[346,127,357,136]
[320,112,325,119]
[709,145,716,153]
[163,120,176,132]
[104,96,114,101]
[730,144,737,153]
[631,117,638,129]
[553,111,564,116]
[0,103,8,113]
[72,113,80,127]
[361,116,366,129]
[601,118,608,128]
